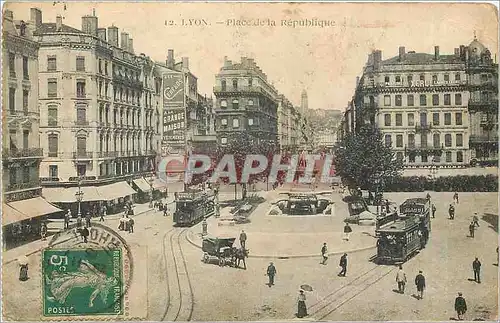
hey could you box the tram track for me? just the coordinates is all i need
[161,228,195,321]
[306,264,396,321]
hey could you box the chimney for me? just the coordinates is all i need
[167,49,174,69]
[398,46,405,61]
[182,57,189,70]
[30,8,42,29]
[108,26,118,46]
[82,15,98,36]
[56,15,62,31]
[4,9,13,20]
[128,38,134,53]
[97,28,106,41]
[454,48,460,57]
[459,45,465,58]
[373,50,382,70]
[223,56,231,68]
[120,32,129,50]
[434,46,440,60]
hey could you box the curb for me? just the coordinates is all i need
[185,230,376,259]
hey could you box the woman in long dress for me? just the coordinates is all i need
[297,290,307,318]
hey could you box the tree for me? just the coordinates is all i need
[333,124,403,195]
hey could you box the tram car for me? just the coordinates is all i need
[399,198,431,233]
[276,192,331,215]
[173,190,215,226]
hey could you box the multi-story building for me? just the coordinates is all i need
[213,57,279,148]
[2,8,62,247]
[348,38,497,168]
[32,8,161,209]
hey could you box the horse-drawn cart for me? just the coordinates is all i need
[201,236,248,268]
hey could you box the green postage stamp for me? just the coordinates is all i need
[42,249,123,316]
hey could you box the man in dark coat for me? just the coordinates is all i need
[472,258,481,283]
[239,230,247,249]
[455,292,467,320]
[453,192,459,204]
[469,221,476,238]
[415,270,426,300]
[432,204,436,218]
[81,226,90,243]
[321,243,328,265]
[449,204,455,219]
[85,212,92,228]
[266,262,276,287]
[339,253,347,277]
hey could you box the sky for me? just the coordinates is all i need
[5,2,499,111]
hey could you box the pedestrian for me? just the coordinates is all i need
[85,212,91,228]
[266,262,276,287]
[163,206,169,217]
[321,243,328,265]
[338,253,348,277]
[426,193,431,201]
[453,192,459,204]
[448,204,455,220]
[297,290,308,318]
[40,222,48,241]
[18,256,29,281]
[239,230,247,249]
[454,292,467,320]
[81,226,90,243]
[128,217,134,233]
[395,265,407,294]
[124,215,130,232]
[432,204,436,218]
[76,215,83,227]
[469,221,475,238]
[473,213,480,227]
[119,215,126,231]
[343,223,352,241]
[64,209,71,229]
[472,257,481,283]
[100,205,106,222]
[414,270,426,300]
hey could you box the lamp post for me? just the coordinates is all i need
[75,177,84,217]
[149,177,154,208]
[373,175,381,216]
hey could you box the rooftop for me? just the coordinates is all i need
[33,22,83,35]
[382,53,463,65]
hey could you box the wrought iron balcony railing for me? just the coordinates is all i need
[469,135,499,143]
[3,148,43,159]
[7,181,41,192]
[72,151,94,159]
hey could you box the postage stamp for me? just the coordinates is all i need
[42,249,123,316]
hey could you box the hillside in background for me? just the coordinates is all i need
[308,109,342,133]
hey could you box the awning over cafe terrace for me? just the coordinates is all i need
[42,187,102,203]
[133,178,152,193]
[2,197,63,226]
[96,182,136,201]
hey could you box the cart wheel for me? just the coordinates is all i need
[219,258,225,266]
[203,253,209,263]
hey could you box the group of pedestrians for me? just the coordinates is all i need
[118,215,135,233]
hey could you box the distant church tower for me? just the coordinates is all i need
[300,89,308,115]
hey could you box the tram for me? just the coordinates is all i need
[375,198,431,264]
[173,190,215,226]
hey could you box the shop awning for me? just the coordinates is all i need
[3,197,63,226]
[97,181,136,201]
[42,187,102,203]
[133,178,152,193]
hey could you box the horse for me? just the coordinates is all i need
[231,247,249,270]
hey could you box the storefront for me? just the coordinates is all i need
[132,178,152,203]
[42,186,102,217]
[96,181,137,214]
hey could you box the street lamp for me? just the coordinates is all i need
[373,175,381,216]
[75,176,84,217]
[149,177,154,208]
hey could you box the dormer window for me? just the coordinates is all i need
[220,100,227,108]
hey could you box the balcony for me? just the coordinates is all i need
[469,135,499,144]
[213,85,265,95]
[405,144,445,154]
[415,123,433,133]
[97,151,118,158]
[73,151,93,159]
[7,180,41,192]
[468,98,498,110]
[3,148,43,159]
[145,150,157,156]
[75,120,90,127]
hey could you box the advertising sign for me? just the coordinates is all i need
[163,72,184,106]
[163,109,186,147]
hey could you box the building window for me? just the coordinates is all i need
[220,100,227,108]
[247,99,254,106]
[409,153,416,163]
[444,134,452,147]
[221,118,227,126]
[221,80,226,91]
[22,56,29,79]
[9,52,16,77]
[444,113,451,125]
[384,76,390,83]
[396,134,403,147]
[49,165,58,178]
[455,113,463,125]
[432,94,439,106]
[77,107,87,125]
[23,90,29,112]
[419,74,425,81]
[48,134,58,157]
[455,73,460,81]
[407,94,414,106]
[421,153,428,163]
[384,134,392,147]
[221,137,227,144]
[232,118,240,128]
[232,79,238,90]
[76,56,85,71]
[47,56,57,71]
[22,166,30,183]
[395,113,402,126]
[457,151,463,162]
[444,74,450,82]
[455,93,462,105]
[77,136,87,154]
[9,88,15,112]
[407,75,413,85]
[77,165,87,176]
[23,130,29,149]
[232,99,239,109]
[444,94,451,105]
[420,133,427,148]
[419,94,427,106]
[395,76,401,83]
[456,134,463,147]
[407,113,414,126]
[248,118,254,126]
[77,81,86,98]
[432,75,438,84]
[98,59,102,74]
[445,151,452,162]
[48,79,57,97]
[396,152,404,161]
[248,78,253,87]
[408,134,415,148]
[433,133,440,147]
[48,107,58,126]
[433,113,439,126]
[104,62,108,75]
[9,130,17,150]
[395,95,402,106]
[384,114,391,126]
[384,95,391,106]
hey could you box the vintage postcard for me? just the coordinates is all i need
[1,1,498,322]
